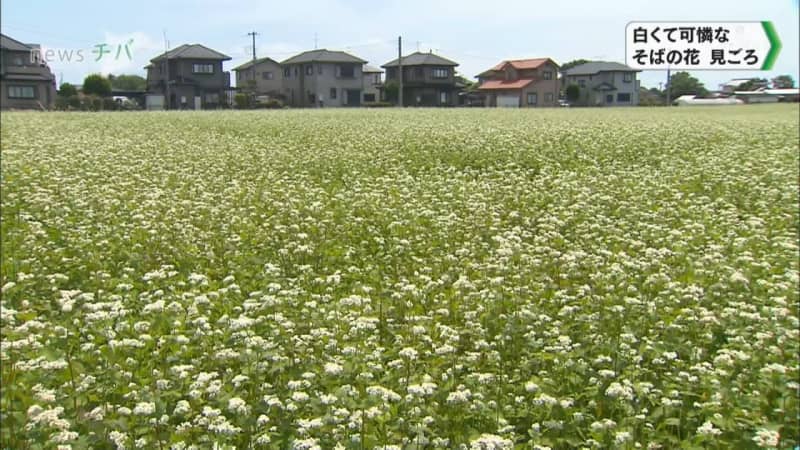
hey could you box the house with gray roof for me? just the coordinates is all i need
[145,43,232,109]
[280,49,367,107]
[563,61,640,106]
[362,65,382,103]
[382,51,460,106]
[233,57,283,99]
[1,33,56,110]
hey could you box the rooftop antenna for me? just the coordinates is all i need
[314,33,318,49]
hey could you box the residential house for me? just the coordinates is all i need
[145,44,232,109]
[562,61,640,106]
[362,65,382,103]
[382,51,460,107]
[280,49,367,107]
[476,58,560,108]
[232,57,283,99]
[1,34,56,110]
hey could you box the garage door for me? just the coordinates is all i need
[497,95,520,108]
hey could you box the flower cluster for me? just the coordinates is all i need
[1,106,798,448]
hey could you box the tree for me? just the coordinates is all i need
[58,82,78,98]
[639,87,665,106]
[108,74,146,91]
[82,74,112,97]
[565,84,580,103]
[560,59,591,72]
[737,78,768,91]
[233,93,251,109]
[384,80,399,104]
[771,75,795,89]
[667,72,708,98]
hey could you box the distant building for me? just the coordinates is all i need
[719,78,768,94]
[232,57,283,99]
[382,51,460,107]
[0,33,56,110]
[477,58,560,108]
[673,95,743,106]
[562,61,640,106]
[145,44,232,110]
[734,88,800,103]
[280,49,367,107]
[361,65,382,103]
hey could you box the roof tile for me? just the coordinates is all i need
[478,79,536,90]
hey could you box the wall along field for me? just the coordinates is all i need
[1,106,798,449]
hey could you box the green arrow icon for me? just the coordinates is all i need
[761,21,781,70]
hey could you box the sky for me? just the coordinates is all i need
[1,0,798,90]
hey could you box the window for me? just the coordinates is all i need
[192,63,214,74]
[606,94,613,103]
[294,67,299,76]
[545,92,554,102]
[617,93,631,102]
[373,74,381,84]
[527,93,538,105]
[578,79,586,88]
[623,72,633,82]
[284,67,291,78]
[432,68,449,79]
[330,87,337,99]
[13,56,23,66]
[8,85,35,98]
[262,71,273,80]
[305,65,313,76]
[440,91,447,104]
[338,64,355,78]
[543,70,553,80]
[364,93,376,102]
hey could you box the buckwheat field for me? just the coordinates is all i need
[1,105,798,450]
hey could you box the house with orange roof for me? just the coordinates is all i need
[476,58,560,107]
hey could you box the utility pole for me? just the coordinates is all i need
[398,36,403,107]
[163,30,170,110]
[247,31,259,61]
[665,67,671,106]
